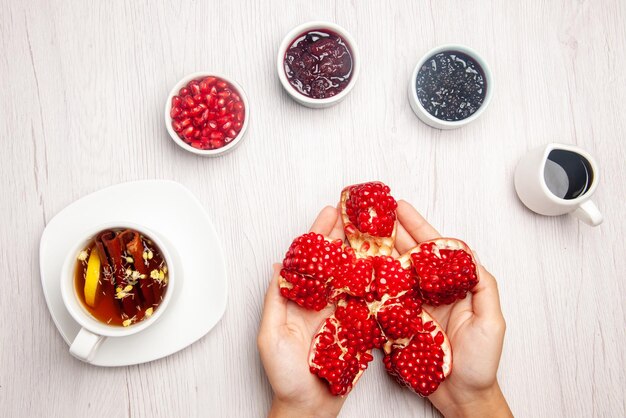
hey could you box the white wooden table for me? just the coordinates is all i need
[1,1,625,417]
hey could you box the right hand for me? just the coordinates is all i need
[393,200,513,418]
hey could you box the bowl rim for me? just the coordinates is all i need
[408,43,494,128]
[276,20,360,106]
[164,72,250,156]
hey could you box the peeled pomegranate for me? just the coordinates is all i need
[278,182,479,397]
[341,182,398,257]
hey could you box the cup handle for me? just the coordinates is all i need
[69,328,104,362]
[571,200,603,226]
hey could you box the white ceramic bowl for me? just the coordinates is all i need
[408,44,493,129]
[164,72,250,156]
[277,21,360,108]
[60,221,176,339]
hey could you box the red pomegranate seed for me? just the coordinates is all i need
[170,76,245,150]
[210,131,224,140]
[184,97,195,108]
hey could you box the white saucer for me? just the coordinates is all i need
[39,180,227,366]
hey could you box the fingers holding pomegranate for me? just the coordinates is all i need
[260,266,346,418]
[269,182,489,403]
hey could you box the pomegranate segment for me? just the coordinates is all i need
[340,182,398,257]
[376,290,423,341]
[370,256,416,299]
[409,239,478,306]
[383,332,448,397]
[309,299,383,396]
[345,182,397,237]
[279,233,354,311]
[383,308,452,397]
[329,258,373,300]
[169,76,245,150]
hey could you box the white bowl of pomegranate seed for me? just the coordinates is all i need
[165,73,249,156]
[277,21,360,108]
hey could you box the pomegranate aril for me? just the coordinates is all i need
[216,80,228,89]
[218,89,231,98]
[172,96,182,108]
[190,83,201,95]
[184,96,195,108]
[210,131,224,140]
[182,126,194,140]
[170,106,181,118]
[222,121,233,131]
[208,139,223,149]
[216,116,230,125]
[179,87,189,96]
[172,121,182,132]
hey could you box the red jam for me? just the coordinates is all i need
[284,30,353,99]
[170,76,245,150]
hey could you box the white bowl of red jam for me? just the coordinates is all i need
[408,44,493,129]
[277,21,360,108]
[165,73,249,156]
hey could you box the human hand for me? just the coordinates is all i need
[258,206,347,418]
[393,200,512,418]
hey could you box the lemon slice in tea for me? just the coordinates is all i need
[84,248,101,307]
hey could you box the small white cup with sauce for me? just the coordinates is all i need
[408,44,493,129]
[60,222,176,362]
[277,21,360,108]
[514,143,603,226]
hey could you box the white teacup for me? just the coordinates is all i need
[514,143,603,226]
[60,222,175,362]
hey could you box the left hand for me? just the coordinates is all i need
[258,206,347,418]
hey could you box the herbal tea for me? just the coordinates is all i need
[74,229,169,327]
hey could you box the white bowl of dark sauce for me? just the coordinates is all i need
[408,44,493,129]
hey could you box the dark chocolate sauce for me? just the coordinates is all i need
[284,30,353,99]
[416,51,487,121]
[544,150,594,199]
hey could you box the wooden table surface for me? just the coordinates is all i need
[1,1,625,417]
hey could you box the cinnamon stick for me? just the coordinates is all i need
[95,231,120,312]
[101,231,137,318]
[119,229,155,307]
